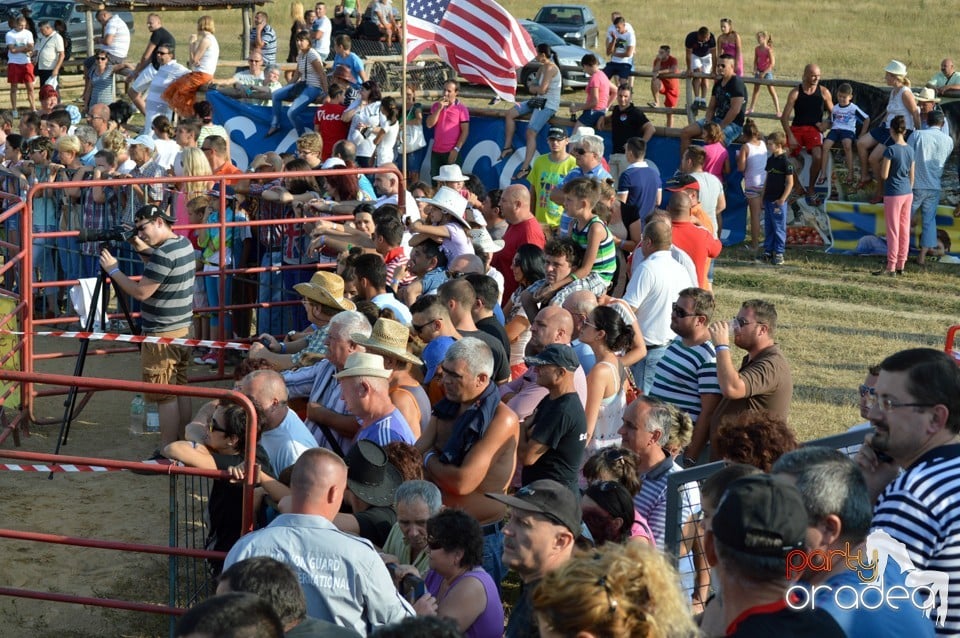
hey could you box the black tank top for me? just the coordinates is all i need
[792,84,825,127]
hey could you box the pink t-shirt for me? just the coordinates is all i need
[702,142,728,180]
[586,70,610,111]
[429,100,470,153]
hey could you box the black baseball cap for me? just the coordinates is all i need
[547,126,568,140]
[135,204,175,223]
[487,479,581,535]
[524,343,580,372]
[711,474,807,557]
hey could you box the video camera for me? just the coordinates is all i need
[77,225,137,243]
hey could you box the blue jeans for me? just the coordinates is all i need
[32,228,58,314]
[482,526,504,596]
[763,200,788,255]
[56,236,81,281]
[912,188,941,248]
[257,251,292,337]
[631,345,668,395]
[271,83,324,135]
[205,273,233,336]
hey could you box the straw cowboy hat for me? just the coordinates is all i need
[345,440,402,507]
[293,271,356,311]
[435,164,468,183]
[915,87,942,103]
[418,186,470,228]
[333,352,392,380]
[351,318,423,367]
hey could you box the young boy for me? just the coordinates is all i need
[817,83,870,185]
[762,132,795,265]
[651,45,679,127]
[571,54,613,132]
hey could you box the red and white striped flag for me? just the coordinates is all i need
[406,0,536,101]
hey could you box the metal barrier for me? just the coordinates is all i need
[0,369,260,636]
[664,428,869,601]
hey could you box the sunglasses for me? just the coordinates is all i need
[573,148,588,155]
[411,318,435,333]
[209,419,228,434]
[671,303,699,319]
[733,316,760,328]
[96,56,108,60]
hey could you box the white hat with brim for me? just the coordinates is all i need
[568,126,596,144]
[470,227,504,253]
[418,186,470,228]
[915,87,941,103]
[333,352,392,379]
[885,60,907,76]
[321,157,346,169]
[435,164,468,182]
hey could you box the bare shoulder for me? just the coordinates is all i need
[492,402,519,431]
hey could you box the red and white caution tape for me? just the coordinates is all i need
[11,330,251,351]
[0,459,177,473]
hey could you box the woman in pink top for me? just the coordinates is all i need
[570,53,613,133]
[701,122,730,180]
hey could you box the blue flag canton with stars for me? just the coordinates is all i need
[408,0,450,24]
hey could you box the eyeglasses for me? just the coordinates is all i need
[732,316,762,328]
[200,146,213,152]
[96,56,108,60]
[573,148,587,155]
[593,480,620,493]
[582,319,597,328]
[875,397,937,412]
[411,318,436,334]
[671,303,700,319]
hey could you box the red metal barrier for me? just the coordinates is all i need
[947,325,960,362]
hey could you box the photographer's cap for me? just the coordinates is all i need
[135,204,175,223]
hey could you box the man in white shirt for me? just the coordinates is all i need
[622,217,696,393]
[5,16,35,115]
[312,2,332,58]
[33,21,64,89]
[143,46,189,132]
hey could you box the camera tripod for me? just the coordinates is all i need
[50,249,139,472]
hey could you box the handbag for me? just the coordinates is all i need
[527,96,547,110]
[404,121,426,153]
[624,364,641,405]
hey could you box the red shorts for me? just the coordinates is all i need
[7,62,34,84]
[660,79,680,107]
[790,125,823,154]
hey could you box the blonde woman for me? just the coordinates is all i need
[163,16,219,118]
[856,59,920,188]
[173,147,213,230]
[287,1,307,67]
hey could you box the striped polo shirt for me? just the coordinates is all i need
[140,234,195,333]
[648,339,720,419]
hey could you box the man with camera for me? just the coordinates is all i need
[99,204,196,446]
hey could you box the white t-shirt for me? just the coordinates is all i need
[375,116,399,166]
[5,29,33,66]
[312,15,332,57]
[35,32,64,70]
[611,29,636,64]
[102,15,130,58]
[152,138,181,170]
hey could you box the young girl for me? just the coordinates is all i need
[747,31,780,116]
[194,195,237,346]
[406,186,474,261]
[875,115,915,276]
[737,118,767,254]
[372,95,400,166]
[186,197,211,362]
[701,122,730,179]
[716,18,743,76]
[536,177,614,303]
[403,86,425,183]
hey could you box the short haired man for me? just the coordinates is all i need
[490,185,546,300]
[528,126,576,229]
[352,252,412,325]
[124,134,165,208]
[251,11,278,65]
[464,273,510,355]
[617,136,662,248]
[335,352,415,446]
[203,135,241,176]
[240,369,317,475]
[218,557,361,637]
[519,344,587,491]
[416,337,520,588]
[773,448,937,637]
[909,109,954,265]
[680,52,746,152]
[283,310,372,454]
[99,204,195,445]
[651,44,680,127]
[707,299,793,459]
[684,26,716,109]
[437,278,510,384]
[928,58,960,98]
[34,21,65,89]
[648,287,721,464]
[425,81,469,179]
[409,295,459,387]
[398,235,447,305]
[857,348,960,635]
[561,290,598,374]
[312,2,332,58]
[623,216,696,393]
[6,17,36,115]
[706,474,845,637]
[176,592,284,638]
[682,145,726,236]
[780,63,834,201]
[604,17,635,87]
[599,84,655,183]
[143,46,189,134]
[618,396,700,548]
[381,480,443,574]
[224,449,414,634]
[487,479,579,638]
[664,180,722,288]
[123,14,175,114]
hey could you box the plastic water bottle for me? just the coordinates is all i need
[145,403,160,433]
[129,394,145,435]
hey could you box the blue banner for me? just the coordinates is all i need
[209,90,748,245]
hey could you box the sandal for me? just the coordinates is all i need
[815,174,827,186]
[513,166,531,181]
[499,147,514,160]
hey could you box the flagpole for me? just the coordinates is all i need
[401,0,408,193]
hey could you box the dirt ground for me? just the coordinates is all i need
[0,337,233,638]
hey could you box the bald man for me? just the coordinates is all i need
[561,290,598,374]
[224,448,414,634]
[491,184,545,300]
[240,370,316,474]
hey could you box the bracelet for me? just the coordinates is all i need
[453,146,460,152]
[108,267,120,276]
[716,345,730,351]
[423,451,436,468]
[279,342,287,354]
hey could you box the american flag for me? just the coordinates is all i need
[406,0,536,101]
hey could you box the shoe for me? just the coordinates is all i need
[265,127,281,137]
[513,166,531,181]
[772,253,785,266]
[815,174,827,186]
[868,193,883,205]
[896,269,904,276]
[871,269,896,277]
[10,109,18,119]
[498,147,514,160]
[201,352,219,365]
[193,348,209,364]
[756,252,772,264]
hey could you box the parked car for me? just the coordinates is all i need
[0,0,134,59]
[532,4,598,49]
[518,19,603,90]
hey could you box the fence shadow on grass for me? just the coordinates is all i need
[793,384,858,408]
[811,324,945,346]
